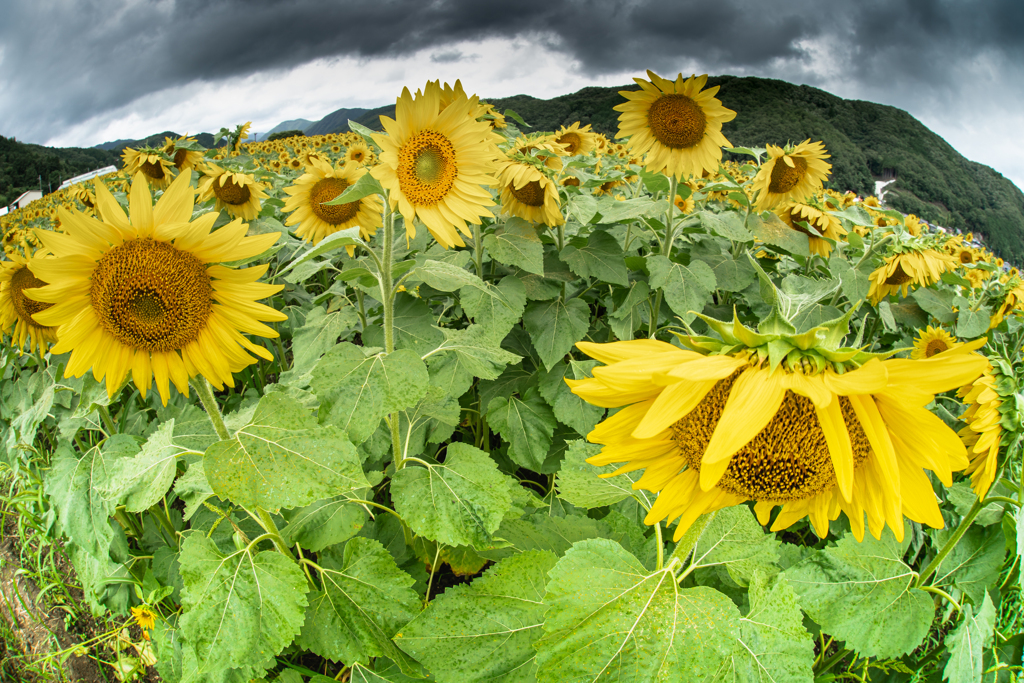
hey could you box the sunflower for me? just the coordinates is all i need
[911,326,961,359]
[510,134,566,171]
[197,164,268,221]
[0,248,58,354]
[497,159,563,226]
[131,605,156,632]
[957,365,1003,499]
[25,172,285,404]
[345,142,374,166]
[122,148,174,190]
[990,279,1024,328]
[775,201,847,257]
[162,136,205,172]
[70,184,96,212]
[614,72,735,179]
[370,81,501,249]
[904,214,923,237]
[568,322,988,542]
[283,157,383,248]
[751,141,832,211]
[867,249,958,303]
[554,122,597,157]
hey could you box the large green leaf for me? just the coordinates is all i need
[311,343,429,443]
[943,593,997,683]
[608,280,651,341]
[783,524,934,658]
[105,420,193,513]
[204,392,369,511]
[523,298,591,371]
[934,523,1007,607]
[395,550,558,683]
[178,533,308,676]
[707,572,814,683]
[535,539,740,682]
[689,506,780,586]
[485,219,545,275]
[647,254,716,322]
[460,275,527,344]
[555,439,638,509]
[282,306,359,382]
[363,294,445,356]
[559,230,629,286]
[391,442,513,548]
[174,461,214,521]
[538,360,602,437]
[478,513,615,562]
[701,210,754,242]
[46,436,138,558]
[747,213,810,257]
[279,495,368,552]
[296,538,421,672]
[427,326,521,398]
[486,389,557,471]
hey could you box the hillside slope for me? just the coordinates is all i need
[0,135,120,208]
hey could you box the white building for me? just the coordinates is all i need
[11,190,42,209]
[58,165,118,191]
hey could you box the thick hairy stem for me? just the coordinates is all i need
[191,379,230,441]
[380,207,404,470]
[916,498,984,588]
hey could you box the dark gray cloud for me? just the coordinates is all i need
[1,0,1022,145]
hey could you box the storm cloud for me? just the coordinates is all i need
[2,0,1022,186]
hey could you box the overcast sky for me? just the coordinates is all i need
[2,0,1022,191]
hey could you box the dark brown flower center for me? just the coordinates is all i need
[647,94,707,149]
[768,157,808,194]
[510,180,546,207]
[309,177,359,225]
[90,239,212,352]
[556,132,582,155]
[885,262,914,285]
[11,266,52,323]
[140,160,166,180]
[672,371,870,501]
[212,176,252,206]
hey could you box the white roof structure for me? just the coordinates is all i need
[11,190,42,209]
[58,165,118,190]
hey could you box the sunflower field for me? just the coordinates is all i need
[1,73,1022,683]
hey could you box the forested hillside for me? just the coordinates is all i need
[0,135,120,207]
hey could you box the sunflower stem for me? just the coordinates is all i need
[473,223,485,277]
[192,379,230,441]
[381,204,405,471]
[97,404,117,436]
[915,496,985,588]
[662,175,679,255]
[654,521,665,571]
[254,506,296,560]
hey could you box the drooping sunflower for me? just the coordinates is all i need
[162,136,205,172]
[497,158,563,226]
[751,141,832,211]
[25,172,285,404]
[614,71,736,179]
[957,365,1004,499]
[122,148,174,190]
[568,318,989,542]
[197,164,268,221]
[370,81,501,249]
[911,326,961,359]
[0,248,58,354]
[282,157,383,247]
[554,122,597,157]
[775,201,847,257]
[990,279,1024,328]
[868,248,958,303]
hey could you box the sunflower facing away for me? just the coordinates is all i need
[162,136,205,172]
[614,71,736,179]
[0,247,58,354]
[25,172,285,404]
[283,157,383,247]
[497,158,564,227]
[370,81,501,249]
[568,313,988,542]
[958,364,1003,499]
[751,141,832,212]
[868,248,958,303]
[197,164,268,221]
